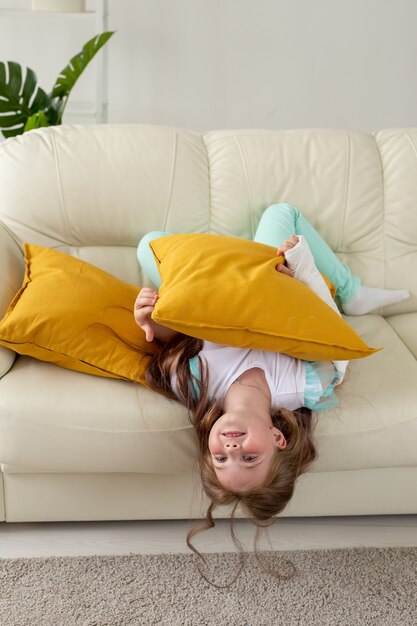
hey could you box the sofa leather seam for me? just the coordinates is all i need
[202,134,212,234]
[403,130,417,161]
[50,132,72,245]
[0,411,193,436]
[374,131,387,288]
[162,131,178,232]
[318,414,417,438]
[133,383,144,431]
[337,132,351,254]
[234,135,256,237]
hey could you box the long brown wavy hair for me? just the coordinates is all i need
[145,334,318,584]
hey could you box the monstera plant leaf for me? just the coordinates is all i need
[24,110,51,132]
[0,62,55,138]
[51,31,114,122]
[0,31,114,138]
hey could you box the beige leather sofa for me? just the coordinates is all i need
[0,125,416,523]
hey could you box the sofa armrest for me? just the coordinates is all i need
[0,223,25,378]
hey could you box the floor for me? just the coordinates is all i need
[1,515,417,559]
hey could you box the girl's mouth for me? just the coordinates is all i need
[222,431,245,437]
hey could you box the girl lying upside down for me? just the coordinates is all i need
[134,202,409,569]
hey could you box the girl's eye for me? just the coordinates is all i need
[213,455,257,463]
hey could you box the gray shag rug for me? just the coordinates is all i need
[1,548,417,626]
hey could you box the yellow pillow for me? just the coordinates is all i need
[0,244,158,383]
[149,234,378,361]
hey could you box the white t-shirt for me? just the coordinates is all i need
[200,341,306,411]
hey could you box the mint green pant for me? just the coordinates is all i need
[137,203,360,302]
[253,203,360,302]
[137,230,169,288]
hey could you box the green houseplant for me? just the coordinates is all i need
[0,30,114,139]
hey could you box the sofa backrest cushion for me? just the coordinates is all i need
[0,125,209,284]
[0,125,415,316]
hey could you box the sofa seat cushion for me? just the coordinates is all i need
[0,315,415,476]
[0,357,196,474]
[386,313,417,359]
[314,315,417,471]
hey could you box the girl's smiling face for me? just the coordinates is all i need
[208,411,286,492]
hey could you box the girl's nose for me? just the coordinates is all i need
[224,441,241,449]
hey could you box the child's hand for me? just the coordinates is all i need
[276,234,300,257]
[276,235,299,277]
[134,288,158,342]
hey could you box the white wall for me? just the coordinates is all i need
[1,0,416,133]
[107,0,417,131]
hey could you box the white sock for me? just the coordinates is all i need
[342,285,410,316]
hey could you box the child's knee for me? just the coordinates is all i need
[137,231,170,271]
[137,231,170,288]
[264,202,300,221]
[137,231,168,258]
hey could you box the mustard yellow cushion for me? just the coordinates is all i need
[0,244,157,382]
[149,234,378,361]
